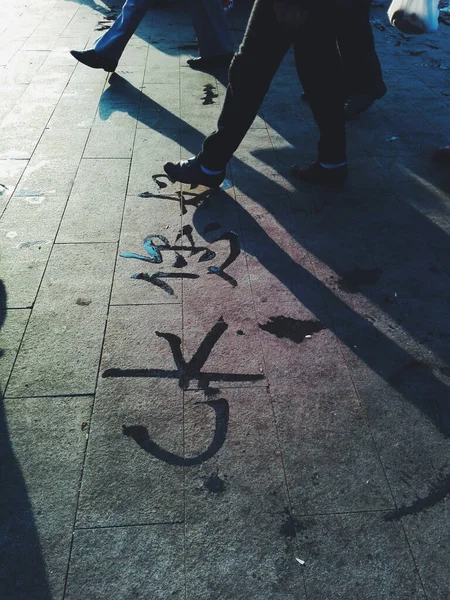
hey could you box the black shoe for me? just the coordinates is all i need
[164,157,225,188]
[70,49,118,72]
[187,53,233,71]
[290,161,348,187]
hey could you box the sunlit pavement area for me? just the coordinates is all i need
[1,0,450,598]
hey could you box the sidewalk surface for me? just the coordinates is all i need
[1,1,450,598]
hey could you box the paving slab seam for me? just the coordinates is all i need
[332,335,431,599]
[3,392,95,399]
[75,520,185,532]
[230,176,309,598]
[61,394,94,600]
[60,66,144,593]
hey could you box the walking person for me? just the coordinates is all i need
[337,0,387,119]
[70,0,234,73]
[164,0,348,188]
[301,0,387,119]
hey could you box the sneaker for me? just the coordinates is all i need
[290,161,348,187]
[187,53,233,71]
[70,49,118,72]
[164,156,225,188]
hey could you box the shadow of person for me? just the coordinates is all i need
[99,72,450,438]
[0,281,52,599]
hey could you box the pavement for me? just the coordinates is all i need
[1,0,450,598]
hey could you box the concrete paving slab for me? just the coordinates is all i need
[0,125,44,160]
[56,158,129,243]
[0,159,28,211]
[0,195,67,308]
[76,379,185,527]
[6,243,116,396]
[0,309,30,389]
[111,195,183,305]
[65,524,184,600]
[0,395,92,600]
[184,388,306,599]
[47,85,104,129]
[298,513,426,600]
[128,127,182,197]
[77,304,184,526]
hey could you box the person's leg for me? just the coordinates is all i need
[336,0,386,118]
[198,0,294,170]
[94,0,149,63]
[293,3,346,167]
[188,0,233,59]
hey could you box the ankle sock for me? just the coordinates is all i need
[319,161,347,169]
[200,164,225,175]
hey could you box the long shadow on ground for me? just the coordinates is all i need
[0,280,51,599]
[99,72,450,437]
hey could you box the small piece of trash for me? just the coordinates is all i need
[394,292,398,297]
[386,136,399,142]
[81,420,88,430]
[305,334,312,339]
[295,558,305,565]
[322,531,328,536]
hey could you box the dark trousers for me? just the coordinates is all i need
[337,0,386,98]
[199,0,346,170]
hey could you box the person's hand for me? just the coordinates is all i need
[274,1,307,28]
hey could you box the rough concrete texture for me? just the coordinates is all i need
[1,0,449,598]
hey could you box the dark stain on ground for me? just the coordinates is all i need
[76,298,91,306]
[337,268,381,293]
[385,473,450,521]
[237,330,244,336]
[280,509,301,539]
[122,399,229,466]
[202,84,218,105]
[259,316,327,343]
[204,473,226,493]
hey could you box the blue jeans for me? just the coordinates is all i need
[94,0,233,62]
